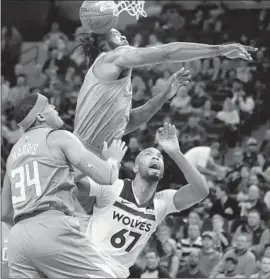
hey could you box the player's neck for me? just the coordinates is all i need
[132,176,157,206]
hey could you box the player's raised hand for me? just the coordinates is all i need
[156,123,180,155]
[222,43,258,60]
[102,139,127,163]
[165,67,191,100]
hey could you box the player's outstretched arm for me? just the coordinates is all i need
[1,174,14,227]
[156,123,209,212]
[105,43,257,69]
[125,68,191,135]
[47,131,126,185]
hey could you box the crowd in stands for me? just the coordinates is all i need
[1,1,270,278]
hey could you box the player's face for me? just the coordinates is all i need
[41,103,64,129]
[106,28,129,49]
[135,148,164,181]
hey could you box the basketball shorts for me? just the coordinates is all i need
[7,210,112,278]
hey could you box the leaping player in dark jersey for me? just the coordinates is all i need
[74,28,256,214]
[75,29,256,158]
[1,93,127,278]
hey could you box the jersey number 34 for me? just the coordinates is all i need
[11,160,41,205]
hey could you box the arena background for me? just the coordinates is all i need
[2,0,270,278]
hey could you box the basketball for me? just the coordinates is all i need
[80,1,119,34]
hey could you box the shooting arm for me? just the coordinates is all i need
[53,131,119,185]
[110,43,227,68]
[170,150,209,211]
[125,86,170,134]
[1,174,14,227]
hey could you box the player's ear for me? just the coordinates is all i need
[133,165,139,174]
[36,113,46,123]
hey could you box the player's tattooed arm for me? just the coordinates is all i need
[106,43,257,69]
[125,68,191,135]
[1,174,14,227]
[156,123,209,211]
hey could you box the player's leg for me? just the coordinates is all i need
[8,222,46,278]
[26,211,114,278]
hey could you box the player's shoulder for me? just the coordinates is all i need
[103,45,136,62]
[154,189,177,202]
[47,130,80,146]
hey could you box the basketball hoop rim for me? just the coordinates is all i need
[100,1,147,20]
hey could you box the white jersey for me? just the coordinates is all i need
[85,179,178,278]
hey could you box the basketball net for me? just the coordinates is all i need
[100,1,147,20]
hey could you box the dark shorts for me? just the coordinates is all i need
[8,210,108,278]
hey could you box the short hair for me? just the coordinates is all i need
[14,94,39,124]
[248,208,261,217]
[146,249,159,257]
[77,33,105,66]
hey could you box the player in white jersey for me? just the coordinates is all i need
[78,123,209,278]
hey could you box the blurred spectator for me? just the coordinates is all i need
[177,250,206,278]
[177,211,203,240]
[176,224,202,269]
[214,256,245,278]
[211,233,256,278]
[236,60,253,83]
[216,98,240,126]
[250,256,270,278]
[184,142,227,180]
[159,239,179,278]
[239,185,268,220]
[125,137,142,163]
[211,183,240,222]
[8,75,29,107]
[132,75,147,101]
[140,250,169,278]
[198,100,216,124]
[201,57,221,81]
[180,116,207,150]
[202,5,224,32]
[146,33,162,47]
[2,119,24,146]
[1,24,22,82]
[226,147,246,196]
[27,64,47,89]
[132,33,143,48]
[233,209,270,258]
[260,129,270,158]
[231,79,255,115]
[212,214,230,252]
[199,231,221,277]
[190,82,212,109]
[243,138,260,168]
[42,48,65,75]
[43,22,68,53]
[170,86,192,114]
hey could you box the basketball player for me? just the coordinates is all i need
[75,29,256,157]
[77,123,209,278]
[1,93,127,278]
